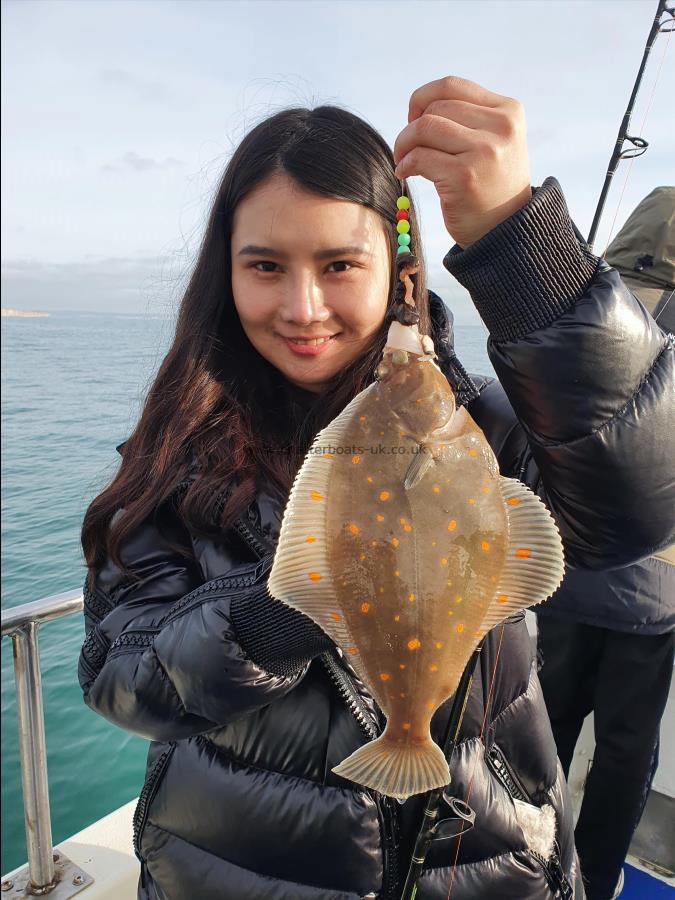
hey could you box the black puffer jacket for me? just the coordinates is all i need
[79,179,675,900]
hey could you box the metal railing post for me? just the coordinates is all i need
[11,621,56,891]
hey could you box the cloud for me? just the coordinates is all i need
[98,67,170,101]
[101,151,183,173]
[1,256,187,314]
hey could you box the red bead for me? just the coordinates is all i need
[396,209,409,221]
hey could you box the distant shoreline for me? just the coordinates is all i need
[1,308,50,318]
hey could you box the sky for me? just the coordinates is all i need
[2,0,673,323]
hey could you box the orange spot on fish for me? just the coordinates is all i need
[433,485,441,493]
[498,594,508,604]
[408,593,416,602]
[399,432,407,438]
[380,587,385,594]
[456,623,465,634]
[447,520,457,531]
[481,541,490,552]
[380,672,391,681]
[430,664,439,673]
[330,612,342,621]
[468,498,476,505]
[407,638,421,651]
[490,575,498,583]
[399,517,407,526]
[468,449,477,457]
[507,497,520,506]
[394,614,401,622]
[399,664,407,671]
[427,701,435,711]
[371,540,378,547]
[322,453,334,459]
[447,610,454,616]
[310,491,323,501]
[403,524,412,533]
[432,541,437,547]
[348,523,360,535]
[400,693,406,699]
[482,485,492,494]
[391,537,400,547]
[516,548,532,559]
[347,647,359,656]
[352,455,361,465]
[402,722,411,731]
[359,553,366,561]
[361,602,370,614]
[359,415,367,422]
[435,641,444,649]
[367,476,374,483]
[305,535,316,543]
[308,572,322,582]
[455,596,463,604]
[376,514,385,522]
[379,491,390,501]
[394,570,400,577]
[416,398,423,404]
[440,558,448,567]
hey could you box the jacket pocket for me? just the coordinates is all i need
[133,743,176,859]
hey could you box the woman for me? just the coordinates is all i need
[78,76,674,900]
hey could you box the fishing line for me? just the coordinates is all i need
[445,623,506,900]
[602,20,673,256]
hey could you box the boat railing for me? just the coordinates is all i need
[1,588,84,895]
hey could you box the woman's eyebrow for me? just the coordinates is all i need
[237,244,372,260]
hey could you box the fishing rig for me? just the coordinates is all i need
[587,0,674,250]
[402,2,674,897]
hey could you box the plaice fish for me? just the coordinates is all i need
[268,315,564,801]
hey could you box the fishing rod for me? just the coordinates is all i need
[587,0,675,249]
[400,643,483,900]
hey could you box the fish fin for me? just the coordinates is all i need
[267,387,375,648]
[332,731,450,801]
[476,477,565,638]
[403,445,435,491]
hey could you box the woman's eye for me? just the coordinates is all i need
[327,261,353,273]
[253,261,279,273]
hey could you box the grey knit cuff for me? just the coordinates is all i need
[230,582,333,677]
[443,177,600,342]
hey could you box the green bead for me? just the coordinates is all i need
[397,233,411,246]
[396,220,410,235]
[396,196,411,210]
[397,246,411,256]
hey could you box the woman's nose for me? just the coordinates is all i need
[279,274,331,325]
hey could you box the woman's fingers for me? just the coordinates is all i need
[393,115,475,170]
[408,75,504,122]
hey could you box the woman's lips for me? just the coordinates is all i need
[280,334,339,356]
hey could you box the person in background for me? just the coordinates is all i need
[537,186,675,900]
[601,186,674,332]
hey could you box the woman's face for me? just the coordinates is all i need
[231,173,391,393]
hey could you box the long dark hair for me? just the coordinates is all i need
[81,105,429,585]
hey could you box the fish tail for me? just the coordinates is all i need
[332,731,450,801]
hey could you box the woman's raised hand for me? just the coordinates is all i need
[393,76,532,249]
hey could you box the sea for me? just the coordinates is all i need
[0,310,494,874]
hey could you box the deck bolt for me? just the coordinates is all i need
[1,882,13,892]
[72,874,85,886]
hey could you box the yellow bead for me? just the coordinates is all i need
[396,196,410,210]
[396,220,410,234]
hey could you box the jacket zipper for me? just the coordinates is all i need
[487,744,573,899]
[530,845,574,900]
[132,744,176,859]
[486,743,530,802]
[321,650,401,900]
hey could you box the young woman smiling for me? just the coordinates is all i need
[79,76,674,900]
